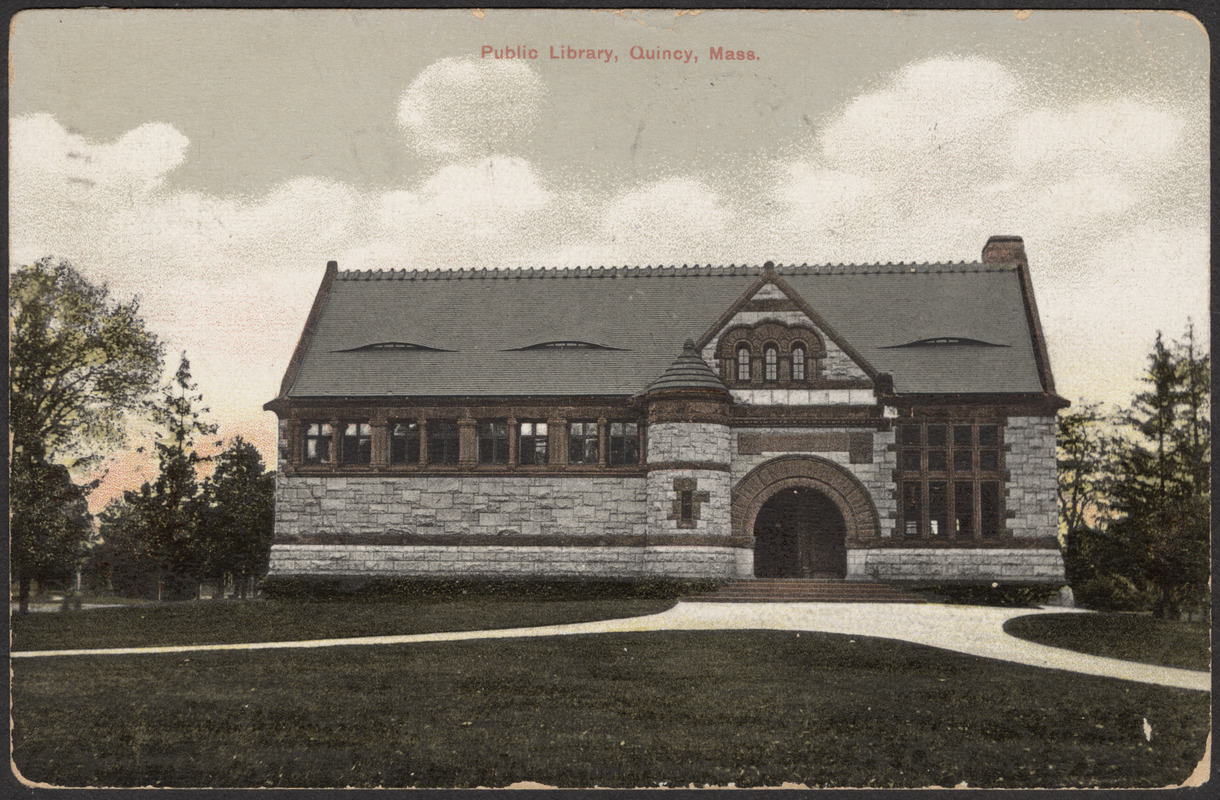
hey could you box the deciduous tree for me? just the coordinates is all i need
[10,257,163,467]
[10,456,93,612]
[1056,403,1115,540]
[10,258,162,611]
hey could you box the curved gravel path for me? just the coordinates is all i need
[11,602,1210,692]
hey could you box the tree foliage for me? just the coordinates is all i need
[1056,403,1114,540]
[87,354,218,600]
[10,455,93,611]
[197,438,276,598]
[1063,324,1210,619]
[9,258,163,611]
[10,257,163,467]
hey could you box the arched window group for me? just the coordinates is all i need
[716,322,824,387]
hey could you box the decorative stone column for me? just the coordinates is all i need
[458,418,477,465]
[370,420,390,468]
[549,416,567,466]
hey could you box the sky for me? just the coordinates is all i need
[8,9,1209,512]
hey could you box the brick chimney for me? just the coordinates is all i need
[981,235,1026,266]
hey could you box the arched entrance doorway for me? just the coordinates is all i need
[732,455,881,579]
[753,487,847,578]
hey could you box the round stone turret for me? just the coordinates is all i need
[642,339,741,578]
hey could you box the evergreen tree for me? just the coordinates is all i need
[197,438,275,599]
[91,495,161,599]
[129,354,218,600]
[1109,325,1210,619]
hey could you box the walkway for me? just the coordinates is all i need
[11,602,1210,692]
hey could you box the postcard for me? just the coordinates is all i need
[8,8,1210,790]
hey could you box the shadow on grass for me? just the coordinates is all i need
[10,586,683,652]
[1003,612,1211,672]
[12,630,1209,789]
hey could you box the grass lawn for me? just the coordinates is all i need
[1003,613,1211,672]
[10,596,674,652]
[11,631,1209,789]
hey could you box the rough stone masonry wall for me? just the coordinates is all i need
[645,422,734,538]
[646,423,730,464]
[269,544,745,580]
[847,548,1066,583]
[1004,415,1058,538]
[646,469,733,538]
[729,427,898,534]
[274,475,648,539]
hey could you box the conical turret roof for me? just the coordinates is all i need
[645,339,728,394]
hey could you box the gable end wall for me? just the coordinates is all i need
[703,310,870,381]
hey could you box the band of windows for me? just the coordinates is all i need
[298,418,641,467]
[898,422,1004,540]
[719,323,822,386]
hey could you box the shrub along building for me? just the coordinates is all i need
[264,236,1068,585]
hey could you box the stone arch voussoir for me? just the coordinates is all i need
[732,455,879,545]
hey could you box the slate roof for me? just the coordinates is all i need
[646,340,729,394]
[278,259,1055,399]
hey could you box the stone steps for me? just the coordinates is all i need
[684,578,927,603]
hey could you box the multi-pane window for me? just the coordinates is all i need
[568,422,599,464]
[763,345,778,381]
[390,421,420,464]
[899,422,1003,539]
[341,422,372,464]
[302,422,332,464]
[427,420,459,465]
[608,422,639,465]
[791,345,806,381]
[478,420,510,464]
[736,344,751,381]
[519,421,548,465]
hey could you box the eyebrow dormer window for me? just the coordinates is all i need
[509,341,625,351]
[791,344,806,381]
[338,341,451,352]
[736,344,751,381]
[763,345,778,382]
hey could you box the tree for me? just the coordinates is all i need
[197,438,275,599]
[150,354,218,598]
[10,257,163,467]
[10,257,163,611]
[90,496,161,599]
[1108,325,1211,619]
[116,354,218,601]
[1056,403,1115,540]
[10,456,93,612]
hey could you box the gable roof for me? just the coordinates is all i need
[272,255,1059,401]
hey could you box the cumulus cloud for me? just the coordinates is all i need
[768,57,1199,265]
[819,57,1019,177]
[602,179,731,243]
[9,54,1207,510]
[396,57,545,157]
[1011,100,1184,173]
[10,113,188,192]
